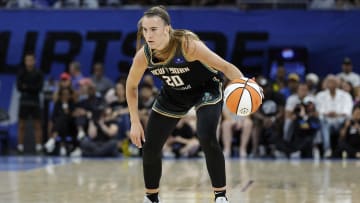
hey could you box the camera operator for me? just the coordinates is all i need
[277,97,320,158]
[79,106,119,157]
[336,104,360,158]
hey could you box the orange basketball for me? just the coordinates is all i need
[224,78,263,116]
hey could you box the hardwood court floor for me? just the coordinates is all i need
[0,156,359,203]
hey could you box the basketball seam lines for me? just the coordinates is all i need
[227,87,244,115]
[245,84,259,112]
[237,78,249,114]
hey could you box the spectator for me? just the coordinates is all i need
[79,106,119,157]
[276,99,320,158]
[98,0,122,7]
[16,52,44,154]
[1,0,9,7]
[52,72,75,101]
[45,87,77,156]
[91,62,114,96]
[340,79,354,99]
[108,82,132,155]
[279,73,300,99]
[305,73,320,96]
[162,115,200,158]
[53,0,98,8]
[315,74,353,157]
[354,86,360,105]
[138,83,156,129]
[69,61,85,92]
[335,0,356,9]
[310,0,336,9]
[336,57,360,88]
[221,106,253,158]
[271,62,287,93]
[284,83,315,141]
[336,104,360,158]
[6,0,33,8]
[73,79,104,141]
[142,73,159,95]
[252,76,285,157]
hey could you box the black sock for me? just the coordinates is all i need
[146,192,159,202]
[214,190,227,200]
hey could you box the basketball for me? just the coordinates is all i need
[223,78,263,116]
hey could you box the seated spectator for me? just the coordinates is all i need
[305,73,320,96]
[221,106,253,158]
[138,83,156,129]
[142,73,159,95]
[52,72,76,101]
[108,82,132,155]
[315,74,353,158]
[284,83,315,141]
[53,0,98,8]
[340,79,355,99]
[163,116,200,158]
[336,104,360,158]
[310,0,336,9]
[276,99,320,158]
[79,106,119,157]
[73,79,105,141]
[354,86,360,105]
[335,0,357,9]
[279,73,300,99]
[45,87,77,156]
[252,76,285,158]
[271,62,287,93]
[336,57,360,88]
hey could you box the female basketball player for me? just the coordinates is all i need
[126,6,246,203]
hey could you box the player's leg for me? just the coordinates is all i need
[142,110,180,202]
[196,102,228,202]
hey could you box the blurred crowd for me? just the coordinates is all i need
[13,52,360,160]
[1,0,360,9]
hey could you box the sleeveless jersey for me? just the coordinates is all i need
[143,43,223,118]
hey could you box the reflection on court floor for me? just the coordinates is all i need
[0,156,359,203]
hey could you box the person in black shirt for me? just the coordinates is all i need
[125,6,258,203]
[16,52,44,154]
[337,104,360,158]
[45,87,77,155]
[79,106,119,157]
[252,76,285,158]
[162,116,200,158]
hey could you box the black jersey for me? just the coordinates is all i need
[144,43,223,118]
[144,43,221,92]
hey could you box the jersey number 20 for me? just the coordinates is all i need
[162,75,184,87]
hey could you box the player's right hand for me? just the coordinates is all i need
[129,122,145,148]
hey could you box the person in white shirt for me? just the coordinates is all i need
[284,83,316,141]
[315,74,353,157]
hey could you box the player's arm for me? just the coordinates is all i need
[184,39,244,80]
[126,47,148,124]
[126,47,148,147]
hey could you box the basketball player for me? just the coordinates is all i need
[126,6,250,203]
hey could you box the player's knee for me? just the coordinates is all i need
[199,135,220,151]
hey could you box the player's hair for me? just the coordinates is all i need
[136,5,199,58]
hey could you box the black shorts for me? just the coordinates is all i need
[152,79,223,118]
[19,105,41,120]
